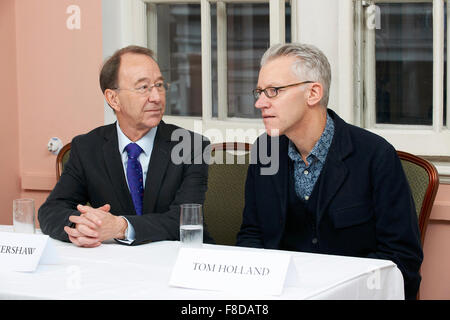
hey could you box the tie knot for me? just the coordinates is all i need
[125,143,143,159]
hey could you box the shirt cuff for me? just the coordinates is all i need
[114,216,135,245]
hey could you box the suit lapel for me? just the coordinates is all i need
[315,149,348,227]
[142,121,171,213]
[315,109,352,227]
[270,135,289,219]
[102,124,135,212]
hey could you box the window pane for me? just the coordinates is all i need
[375,3,433,125]
[152,4,202,117]
[213,2,291,119]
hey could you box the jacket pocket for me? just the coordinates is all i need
[330,203,373,229]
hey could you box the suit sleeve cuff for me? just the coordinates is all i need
[114,216,136,245]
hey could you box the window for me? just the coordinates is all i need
[102,0,450,178]
[374,2,435,125]
[146,0,292,120]
[355,0,450,160]
[149,4,203,117]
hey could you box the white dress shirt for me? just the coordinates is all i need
[115,122,158,244]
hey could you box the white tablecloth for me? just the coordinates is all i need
[0,226,404,300]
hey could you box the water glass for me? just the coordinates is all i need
[13,198,36,234]
[180,204,203,247]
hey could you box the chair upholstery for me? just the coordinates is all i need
[203,142,251,246]
[56,142,71,181]
[397,151,439,246]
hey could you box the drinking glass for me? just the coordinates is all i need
[179,204,203,247]
[13,198,36,234]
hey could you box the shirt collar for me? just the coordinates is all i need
[288,113,335,164]
[116,122,158,156]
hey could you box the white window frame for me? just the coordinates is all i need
[104,0,295,143]
[102,0,450,180]
[353,0,450,181]
[355,0,450,162]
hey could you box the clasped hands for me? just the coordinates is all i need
[64,204,128,248]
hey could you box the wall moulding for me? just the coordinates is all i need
[21,173,56,191]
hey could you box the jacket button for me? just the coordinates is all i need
[312,238,318,244]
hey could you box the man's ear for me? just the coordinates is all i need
[306,82,323,106]
[104,89,120,112]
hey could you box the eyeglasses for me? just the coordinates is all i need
[113,81,170,95]
[252,81,314,100]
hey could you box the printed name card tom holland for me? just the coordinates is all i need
[169,247,299,296]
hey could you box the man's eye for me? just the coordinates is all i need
[154,82,163,88]
[135,85,148,93]
[266,88,277,95]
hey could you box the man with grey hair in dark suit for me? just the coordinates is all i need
[39,45,213,247]
[237,43,423,299]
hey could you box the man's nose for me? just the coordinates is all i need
[254,93,270,110]
[147,86,162,103]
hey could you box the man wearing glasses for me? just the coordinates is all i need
[236,43,423,300]
[39,45,213,247]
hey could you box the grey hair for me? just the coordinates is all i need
[260,43,331,107]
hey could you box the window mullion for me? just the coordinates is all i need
[217,1,228,120]
[147,4,158,53]
[291,0,299,42]
[354,0,364,127]
[364,2,376,128]
[433,0,444,132]
[269,0,285,45]
[201,0,212,120]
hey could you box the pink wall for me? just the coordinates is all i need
[0,0,104,226]
[420,184,450,299]
[0,0,21,225]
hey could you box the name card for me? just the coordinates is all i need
[169,247,299,296]
[0,232,59,272]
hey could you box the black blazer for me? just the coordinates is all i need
[237,109,423,299]
[38,121,213,245]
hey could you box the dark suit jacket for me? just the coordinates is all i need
[237,109,423,299]
[38,121,213,245]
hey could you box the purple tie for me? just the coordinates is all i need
[125,143,144,215]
